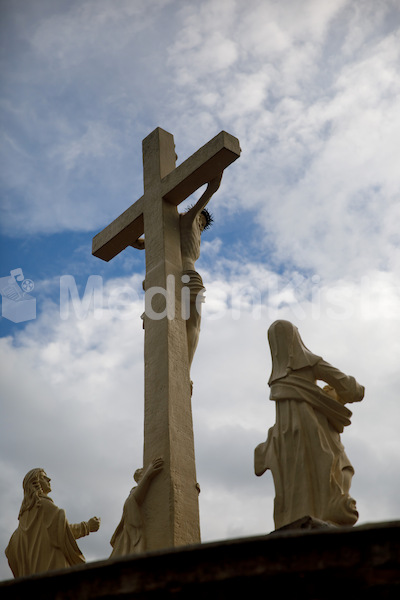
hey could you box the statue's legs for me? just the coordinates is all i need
[187,300,201,369]
[181,271,205,369]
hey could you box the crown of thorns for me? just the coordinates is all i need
[183,204,214,230]
[200,207,214,230]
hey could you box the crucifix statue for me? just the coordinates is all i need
[131,171,223,372]
[92,127,240,551]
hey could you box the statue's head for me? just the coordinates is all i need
[18,468,51,519]
[267,320,321,385]
[200,208,213,231]
[134,468,144,484]
[181,204,213,232]
[22,468,49,494]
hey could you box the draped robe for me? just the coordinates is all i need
[5,497,87,577]
[255,320,364,530]
[109,486,144,557]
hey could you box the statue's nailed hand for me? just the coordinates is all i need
[87,516,101,532]
[131,237,145,250]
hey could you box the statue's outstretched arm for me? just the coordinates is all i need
[69,521,89,539]
[133,457,164,505]
[70,517,101,539]
[183,173,223,223]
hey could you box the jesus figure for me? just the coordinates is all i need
[132,174,222,370]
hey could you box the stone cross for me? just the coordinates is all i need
[92,127,240,551]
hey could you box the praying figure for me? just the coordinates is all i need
[110,457,164,557]
[254,320,365,530]
[131,174,222,370]
[5,468,100,577]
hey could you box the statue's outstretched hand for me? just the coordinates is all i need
[88,516,101,532]
[151,457,164,472]
[144,457,164,481]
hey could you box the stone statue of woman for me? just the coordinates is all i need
[5,468,100,577]
[254,320,364,530]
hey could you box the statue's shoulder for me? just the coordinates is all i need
[41,496,65,524]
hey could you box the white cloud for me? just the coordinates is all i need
[29,0,173,67]
[163,1,400,279]
[2,0,399,286]
[50,122,120,172]
[258,29,400,275]
[171,30,238,85]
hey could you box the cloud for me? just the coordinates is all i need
[0,0,177,237]
[259,29,400,275]
[50,122,120,173]
[164,0,400,279]
[29,0,173,66]
[2,0,400,286]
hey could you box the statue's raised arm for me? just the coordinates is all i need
[179,173,223,372]
[182,173,223,225]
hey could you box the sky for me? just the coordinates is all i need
[1,0,400,580]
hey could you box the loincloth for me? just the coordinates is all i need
[181,270,205,299]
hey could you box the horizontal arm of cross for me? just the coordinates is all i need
[161,130,240,205]
[92,130,240,262]
[92,196,145,262]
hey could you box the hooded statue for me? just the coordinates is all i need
[255,320,365,529]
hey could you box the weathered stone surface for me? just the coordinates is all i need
[1,521,399,599]
[272,514,337,532]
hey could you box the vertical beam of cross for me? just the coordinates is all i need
[92,127,241,551]
[140,128,200,549]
